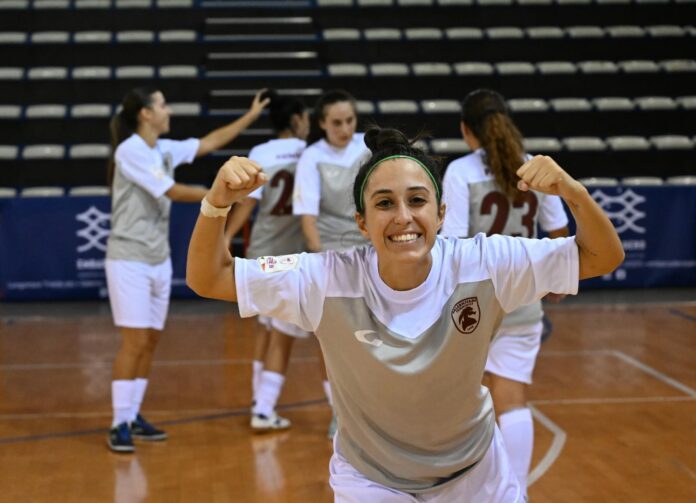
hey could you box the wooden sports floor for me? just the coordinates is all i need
[0,291,694,502]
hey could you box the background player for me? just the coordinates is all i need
[105,86,268,452]
[223,90,311,431]
[292,89,371,436]
[442,88,570,496]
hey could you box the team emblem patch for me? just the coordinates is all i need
[257,254,299,273]
[451,297,480,334]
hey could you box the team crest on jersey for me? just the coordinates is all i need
[451,297,480,334]
[257,254,299,273]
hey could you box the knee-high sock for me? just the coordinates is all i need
[252,360,264,401]
[253,371,285,417]
[499,407,534,496]
[112,380,135,427]
[130,378,148,422]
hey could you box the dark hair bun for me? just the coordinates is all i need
[260,89,280,109]
[364,127,411,152]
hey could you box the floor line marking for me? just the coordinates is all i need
[530,396,695,406]
[539,349,696,398]
[527,404,566,487]
[0,398,327,445]
[538,350,613,357]
[668,309,696,323]
[611,350,696,398]
[3,396,692,421]
[0,356,320,371]
[673,460,696,481]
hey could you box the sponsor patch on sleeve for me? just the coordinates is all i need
[152,166,166,180]
[257,254,299,273]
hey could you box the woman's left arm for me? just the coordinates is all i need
[517,156,624,280]
[195,90,270,158]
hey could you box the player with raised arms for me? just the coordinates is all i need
[186,126,623,501]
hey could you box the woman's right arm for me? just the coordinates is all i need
[186,157,267,302]
[224,198,257,245]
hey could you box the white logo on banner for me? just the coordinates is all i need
[76,206,111,253]
[591,189,646,234]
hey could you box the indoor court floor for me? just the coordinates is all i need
[0,289,694,502]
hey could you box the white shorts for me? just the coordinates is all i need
[485,321,543,384]
[105,258,172,330]
[258,316,310,339]
[329,426,522,502]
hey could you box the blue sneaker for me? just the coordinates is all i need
[108,422,135,453]
[130,414,167,441]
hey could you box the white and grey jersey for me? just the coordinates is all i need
[316,159,368,251]
[235,234,579,491]
[246,139,307,258]
[319,282,501,492]
[292,134,371,252]
[442,150,569,327]
[107,135,199,264]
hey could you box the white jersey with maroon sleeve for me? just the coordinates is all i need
[245,138,306,259]
[234,234,579,492]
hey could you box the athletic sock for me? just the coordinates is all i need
[252,360,264,401]
[130,378,148,423]
[253,371,286,417]
[112,380,135,427]
[323,380,333,407]
[499,407,534,496]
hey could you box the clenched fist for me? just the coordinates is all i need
[516,155,584,200]
[207,156,268,208]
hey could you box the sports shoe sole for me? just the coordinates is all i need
[107,439,135,453]
[250,416,291,432]
[131,432,168,441]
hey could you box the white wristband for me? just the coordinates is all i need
[200,197,232,218]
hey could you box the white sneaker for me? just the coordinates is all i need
[251,412,291,431]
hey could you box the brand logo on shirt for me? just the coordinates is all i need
[257,254,299,273]
[451,297,480,334]
[354,330,383,347]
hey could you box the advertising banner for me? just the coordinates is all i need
[0,197,199,300]
[572,186,696,288]
[1,186,695,300]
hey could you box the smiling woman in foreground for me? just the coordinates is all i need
[186,127,623,502]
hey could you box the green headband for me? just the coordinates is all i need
[358,154,440,212]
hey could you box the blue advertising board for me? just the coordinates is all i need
[573,185,696,289]
[1,186,695,300]
[0,197,200,300]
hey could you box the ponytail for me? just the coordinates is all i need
[477,114,525,199]
[107,86,158,186]
[461,89,525,199]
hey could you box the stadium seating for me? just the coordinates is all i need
[0,0,694,187]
